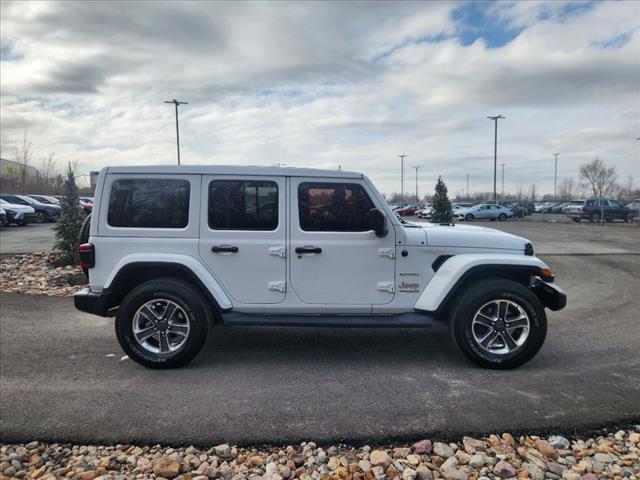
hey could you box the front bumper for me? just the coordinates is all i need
[532,278,567,311]
[74,288,111,317]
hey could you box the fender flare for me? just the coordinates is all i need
[415,254,549,313]
[104,253,233,310]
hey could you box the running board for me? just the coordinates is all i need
[222,312,434,328]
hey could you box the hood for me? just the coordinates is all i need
[419,222,529,252]
[1,202,35,213]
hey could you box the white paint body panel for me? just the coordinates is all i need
[414,254,549,312]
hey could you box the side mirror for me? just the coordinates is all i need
[365,208,388,237]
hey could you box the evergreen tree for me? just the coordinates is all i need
[53,163,83,264]
[431,176,453,223]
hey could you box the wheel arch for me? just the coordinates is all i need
[415,254,551,317]
[104,259,232,315]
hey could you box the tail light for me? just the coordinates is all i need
[78,243,95,269]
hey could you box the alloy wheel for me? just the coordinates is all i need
[471,299,530,355]
[132,299,191,354]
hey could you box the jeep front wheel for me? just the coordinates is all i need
[449,278,547,369]
[116,278,210,369]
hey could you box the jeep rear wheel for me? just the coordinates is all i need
[116,278,210,369]
[449,278,547,369]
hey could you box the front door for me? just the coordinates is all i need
[289,178,396,308]
[199,175,286,304]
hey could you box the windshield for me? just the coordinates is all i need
[17,195,39,205]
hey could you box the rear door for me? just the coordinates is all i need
[199,176,286,304]
[288,178,396,309]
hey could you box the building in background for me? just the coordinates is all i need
[0,157,39,178]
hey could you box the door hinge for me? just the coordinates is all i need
[268,280,286,293]
[377,281,395,293]
[268,246,286,258]
[378,248,396,259]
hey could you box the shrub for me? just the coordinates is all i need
[53,164,83,264]
[431,176,453,223]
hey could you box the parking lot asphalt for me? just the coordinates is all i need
[1,253,639,445]
[0,223,56,258]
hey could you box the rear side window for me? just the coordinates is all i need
[298,182,375,232]
[108,178,190,228]
[208,180,278,230]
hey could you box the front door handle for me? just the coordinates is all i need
[211,245,239,253]
[295,246,322,254]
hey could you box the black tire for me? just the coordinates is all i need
[465,213,474,222]
[448,278,547,369]
[115,278,210,369]
[35,212,46,223]
[498,213,507,221]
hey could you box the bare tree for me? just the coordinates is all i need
[579,158,617,198]
[558,178,580,201]
[529,184,537,202]
[14,131,34,187]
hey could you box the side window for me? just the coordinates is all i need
[108,178,190,228]
[208,180,278,230]
[609,200,622,208]
[298,182,375,232]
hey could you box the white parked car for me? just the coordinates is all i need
[0,198,36,225]
[75,166,565,370]
[455,203,514,222]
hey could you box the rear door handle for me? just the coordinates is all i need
[211,245,239,253]
[295,246,322,254]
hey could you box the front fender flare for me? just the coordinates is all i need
[415,254,549,312]
[104,253,233,310]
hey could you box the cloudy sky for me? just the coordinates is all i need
[1,0,638,196]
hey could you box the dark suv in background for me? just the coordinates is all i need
[0,194,61,223]
[567,198,630,223]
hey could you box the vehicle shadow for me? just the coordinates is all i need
[195,321,469,369]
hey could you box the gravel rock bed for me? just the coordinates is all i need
[0,252,86,297]
[1,430,638,480]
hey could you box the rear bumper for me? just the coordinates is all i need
[74,288,111,317]
[532,279,567,311]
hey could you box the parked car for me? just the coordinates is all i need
[28,195,58,205]
[0,207,7,227]
[625,199,640,222]
[548,202,569,214]
[0,194,61,223]
[567,198,631,223]
[395,204,425,216]
[562,200,586,215]
[455,203,514,222]
[75,165,565,370]
[80,196,94,204]
[415,206,433,219]
[0,198,36,225]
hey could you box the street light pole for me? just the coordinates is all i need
[164,99,188,165]
[398,153,407,207]
[411,165,421,202]
[553,152,559,199]
[501,163,505,204]
[466,173,470,200]
[487,115,505,204]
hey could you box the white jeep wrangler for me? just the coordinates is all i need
[75,166,566,369]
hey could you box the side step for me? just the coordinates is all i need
[222,311,434,328]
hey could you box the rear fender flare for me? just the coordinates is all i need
[104,253,233,310]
